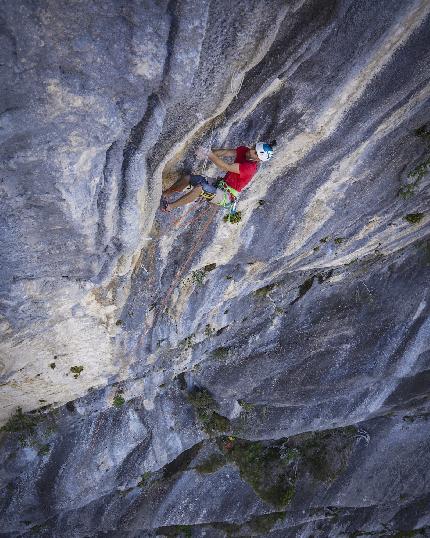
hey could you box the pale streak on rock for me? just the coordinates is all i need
[0,280,117,423]
[284,76,430,261]
[412,300,427,321]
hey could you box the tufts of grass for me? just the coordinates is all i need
[223,211,242,224]
[190,270,205,286]
[398,158,430,198]
[137,471,152,488]
[204,324,216,337]
[1,408,40,435]
[220,438,298,509]
[187,388,230,435]
[113,394,125,407]
[179,334,195,350]
[70,366,84,378]
[404,213,424,224]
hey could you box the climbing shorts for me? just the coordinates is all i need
[189,175,234,207]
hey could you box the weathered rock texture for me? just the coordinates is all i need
[1,0,430,536]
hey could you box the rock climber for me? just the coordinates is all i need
[160,141,276,213]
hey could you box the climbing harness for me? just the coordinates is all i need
[212,178,240,223]
[200,190,216,202]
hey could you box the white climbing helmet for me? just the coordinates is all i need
[255,142,274,161]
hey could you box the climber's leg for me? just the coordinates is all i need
[162,174,191,197]
[163,186,203,212]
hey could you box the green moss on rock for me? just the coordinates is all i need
[254,283,276,297]
[248,511,287,534]
[157,525,193,537]
[297,427,356,482]
[195,453,227,474]
[37,444,50,456]
[238,400,255,412]
[211,346,230,360]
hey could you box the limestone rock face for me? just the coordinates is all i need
[1,0,430,536]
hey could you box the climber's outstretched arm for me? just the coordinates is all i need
[207,150,240,174]
[196,147,239,174]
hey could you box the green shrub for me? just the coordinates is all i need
[187,388,230,435]
[404,213,424,224]
[1,408,40,434]
[113,394,125,407]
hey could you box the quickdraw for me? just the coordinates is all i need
[214,178,238,211]
[216,179,239,200]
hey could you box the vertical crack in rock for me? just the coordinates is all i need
[117,93,166,276]
[92,142,124,284]
[158,0,181,98]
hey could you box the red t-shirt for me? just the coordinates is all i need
[224,146,258,192]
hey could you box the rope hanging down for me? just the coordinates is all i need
[159,204,218,313]
[138,204,218,349]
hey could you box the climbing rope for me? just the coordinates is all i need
[159,204,218,312]
[172,199,202,229]
[138,204,218,348]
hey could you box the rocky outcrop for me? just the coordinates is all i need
[1,0,430,536]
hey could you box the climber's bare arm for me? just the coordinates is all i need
[207,150,240,174]
[212,148,237,158]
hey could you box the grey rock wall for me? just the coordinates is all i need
[1,0,430,536]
